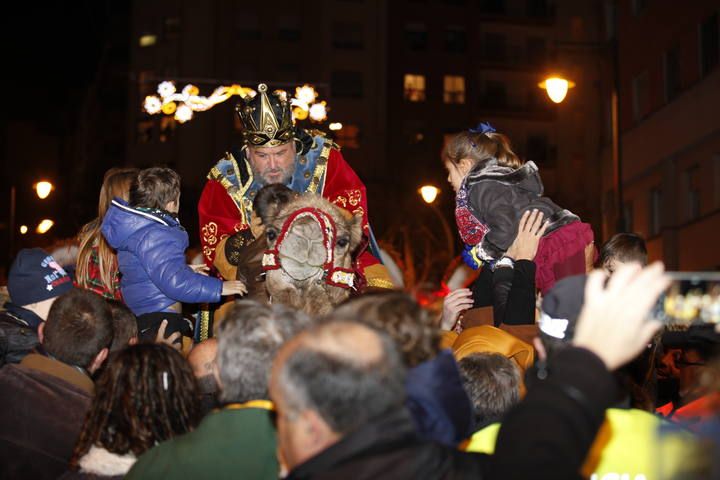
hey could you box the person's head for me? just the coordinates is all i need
[107,300,138,353]
[38,289,113,373]
[536,275,586,361]
[70,344,200,465]
[236,84,298,186]
[188,338,217,379]
[599,233,648,274]
[8,249,74,319]
[128,167,181,214]
[215,300,311,404]
[270,320,406,470]
[442,125,523,193]
[660,326,720,400]
[253,183,297,224]
[458,353,521,428]
[97,167,140,218]
[333,291,440,368]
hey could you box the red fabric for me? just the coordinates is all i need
[198,148,380,275]
[656,393,720,431]
[534,222,595,294]
[322,149,380,273]
[198,179,247,266]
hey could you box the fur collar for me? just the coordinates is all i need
[466,160,539,184]
[78,446,137,476]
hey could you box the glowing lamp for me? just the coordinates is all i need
[419,185,440,204]
[36,219,54,234]
[35,181,54,199]
[538,76,576,104]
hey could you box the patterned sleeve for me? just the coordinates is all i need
[198,179,243,266]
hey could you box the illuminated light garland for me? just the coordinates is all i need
[143,82,329,123]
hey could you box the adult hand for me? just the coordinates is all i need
[190,264,210,276]
[155,319,181,351]
[573,262,670,370]
[441,288,474,330]
[505,209,549,261]
[222,280,248,296]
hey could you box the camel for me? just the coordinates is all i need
[262,193,364,316]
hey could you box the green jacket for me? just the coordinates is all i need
[126,403,277,479]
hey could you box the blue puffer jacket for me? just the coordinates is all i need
[101,199,222,316]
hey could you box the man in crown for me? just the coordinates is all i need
[198,84,393,290]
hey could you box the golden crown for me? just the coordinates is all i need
[235,84,295,147]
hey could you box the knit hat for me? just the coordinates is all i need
[539,274,587,342]
[8,248,73,306]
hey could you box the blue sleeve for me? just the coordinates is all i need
[136,227,222,304]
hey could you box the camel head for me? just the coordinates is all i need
[262,193,363,316]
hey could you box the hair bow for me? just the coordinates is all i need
[469,122,496,135]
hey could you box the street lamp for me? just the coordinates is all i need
[538,76,576,104]
[418,185,455,256]
[36,219,54,234]
[34,181,54,200]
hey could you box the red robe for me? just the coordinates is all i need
[198,141,392,289]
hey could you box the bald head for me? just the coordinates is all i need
[188,338,218,379]
[271,321,406,470]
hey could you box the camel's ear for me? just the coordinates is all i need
[349,213,364,251]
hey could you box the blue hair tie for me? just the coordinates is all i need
[469,121,496,135]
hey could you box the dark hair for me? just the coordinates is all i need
[443,130,523,169]
[252,183,296,224]
[278,321,406,434]
[43,290,113,369]
[107,300,137,353]
[129,167,181,210]
[70,344,200,464]
[333,292,439,367]
[216,300,311,403]
[599,233,648,270]
[458,353,520,427]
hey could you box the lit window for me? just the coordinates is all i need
[336,124,360,149]
[139,34,157,47]
[404,74,426,102]
[443,75,465,104]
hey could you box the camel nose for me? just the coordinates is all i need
[277,216,328,278]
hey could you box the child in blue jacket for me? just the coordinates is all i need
[102,167,246,342]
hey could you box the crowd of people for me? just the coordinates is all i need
[1,85,718,480]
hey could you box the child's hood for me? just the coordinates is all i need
[466,160,544,195]
[101,198,180,250]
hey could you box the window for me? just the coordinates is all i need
[526,37,547,64]
[445,27,467,52]
[685,166,701,221]
[649,188,662,236]
[632,0,646,16]
[404,74,426,102]
[526,134,550,164]
[159,117,176,143]
[278,17,301,42]
[664,46,681,102]
[480,0,505,15]
[163,17,181,40]
[333,22,363,49]
[700,13,719,75]
[237,15,261,41]
[443,75,466,104]
[405,24,427,51]
[331,71,364,98]
[632,70,650,122]
[527,0,550,18]
[623,201,634,233]
[482,33,507,62]
[139,34,157,47]
[335,124,361,149]
[484,81,507,107]
[137,119,154,143]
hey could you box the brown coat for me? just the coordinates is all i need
[0,353,94,480]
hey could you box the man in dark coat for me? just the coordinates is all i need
[0,289,113,480]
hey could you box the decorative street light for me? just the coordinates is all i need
[143,81,330,124]
[419,185,440,205]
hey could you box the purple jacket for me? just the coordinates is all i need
[101,199,222,315]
